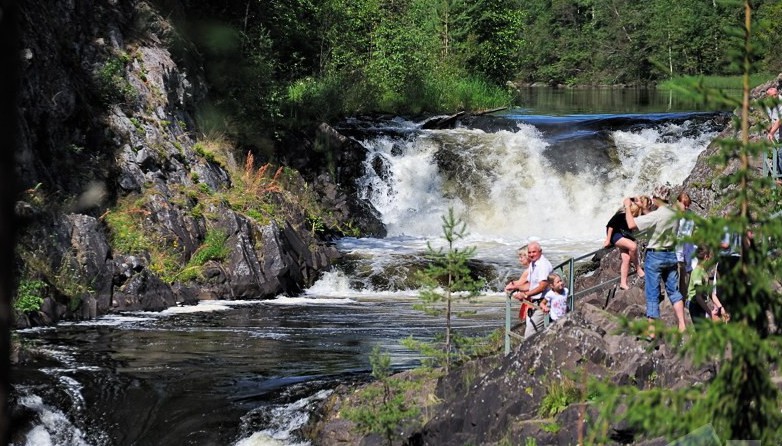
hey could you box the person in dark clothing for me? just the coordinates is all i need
[604,198,644,290]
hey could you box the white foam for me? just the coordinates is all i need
[18,394,92,446]
[265,296,356,305]
[357,119,716,243]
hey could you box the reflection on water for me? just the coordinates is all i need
[513,87,734,115]
[13,297,506,446]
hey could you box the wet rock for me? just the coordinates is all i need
[113,269,175,311]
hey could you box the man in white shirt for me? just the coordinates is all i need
[624,184,687,335]
[518,241,553,339]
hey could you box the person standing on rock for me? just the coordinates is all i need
[517,241,553,339]
[623,184,688,335]
[765,86,782,178]
[675,191,696,295]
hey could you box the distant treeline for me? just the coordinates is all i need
[161,0,782,146]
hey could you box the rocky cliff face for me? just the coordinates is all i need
[12,0,382,328]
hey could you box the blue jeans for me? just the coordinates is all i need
[644,251,683,319]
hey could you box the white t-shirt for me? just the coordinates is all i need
[544,287,568,321]
[527,255,553,300]
[675,213,695,262]
[767,96,782,139]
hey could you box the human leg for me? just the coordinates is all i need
[620,250,630,289]
[643,252,663,319]
[631,241,644,277]
[677,262,690,299]
[687,299,708,324]
[615,238,636,289]
[524,308,545,339]
[661,253,686,331]
[776,147,782,177]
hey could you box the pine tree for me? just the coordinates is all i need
[403,208,485,374]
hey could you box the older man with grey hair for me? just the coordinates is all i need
[518,241,553,339]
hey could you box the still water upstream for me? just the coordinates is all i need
[12,89,730,445]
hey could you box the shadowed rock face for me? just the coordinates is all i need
[409,314,706,445]
[12,1,382,327]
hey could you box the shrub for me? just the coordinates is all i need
[14,279,46,313]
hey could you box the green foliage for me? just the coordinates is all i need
[104,194,181,282]
[14,279,45,313]
[658,73,777,91]
[104,203,153,254]
[178,229,230,281]
[95,53,136,105]
[538,376,584,418]
[590,4,782,444]
[170,0,782,150]
[190,229,229,266]
[344,346,420,445]
[407,208,486,373]
[193,142,217,163]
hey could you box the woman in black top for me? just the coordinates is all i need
[603,198,645,290]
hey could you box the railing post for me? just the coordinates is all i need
[568,257,575,312]
[505,293,511,355]
[763,149,776,178]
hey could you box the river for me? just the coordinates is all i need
[11,89,729,446]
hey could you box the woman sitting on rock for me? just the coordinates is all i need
[604,198,645,290]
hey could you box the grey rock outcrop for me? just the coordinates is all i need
[12,0,354,327]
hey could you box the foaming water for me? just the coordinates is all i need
[17,395,93,446]
[357,114,718,242]
[329,112,723,295]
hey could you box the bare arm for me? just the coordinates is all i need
[523,280,549,300]
[710,289,726,321]
[604,226,614,247]
[505,269,529,293]
[623,198,638,230]
[769,119,781,141]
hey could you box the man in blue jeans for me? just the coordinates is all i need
[623,184,687,336]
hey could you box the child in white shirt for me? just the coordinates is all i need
[541,273,568,322]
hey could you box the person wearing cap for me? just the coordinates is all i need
[623,184,687,334]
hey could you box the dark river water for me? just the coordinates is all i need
[11,88,729,446]
[13,297,507,445]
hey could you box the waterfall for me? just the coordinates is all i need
[355,113,719,242]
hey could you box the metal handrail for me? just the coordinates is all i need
[762,147,782,186]
[503,228,653,355]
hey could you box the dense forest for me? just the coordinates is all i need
[162,0,782,152]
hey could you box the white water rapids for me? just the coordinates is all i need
[330,113,719,292]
